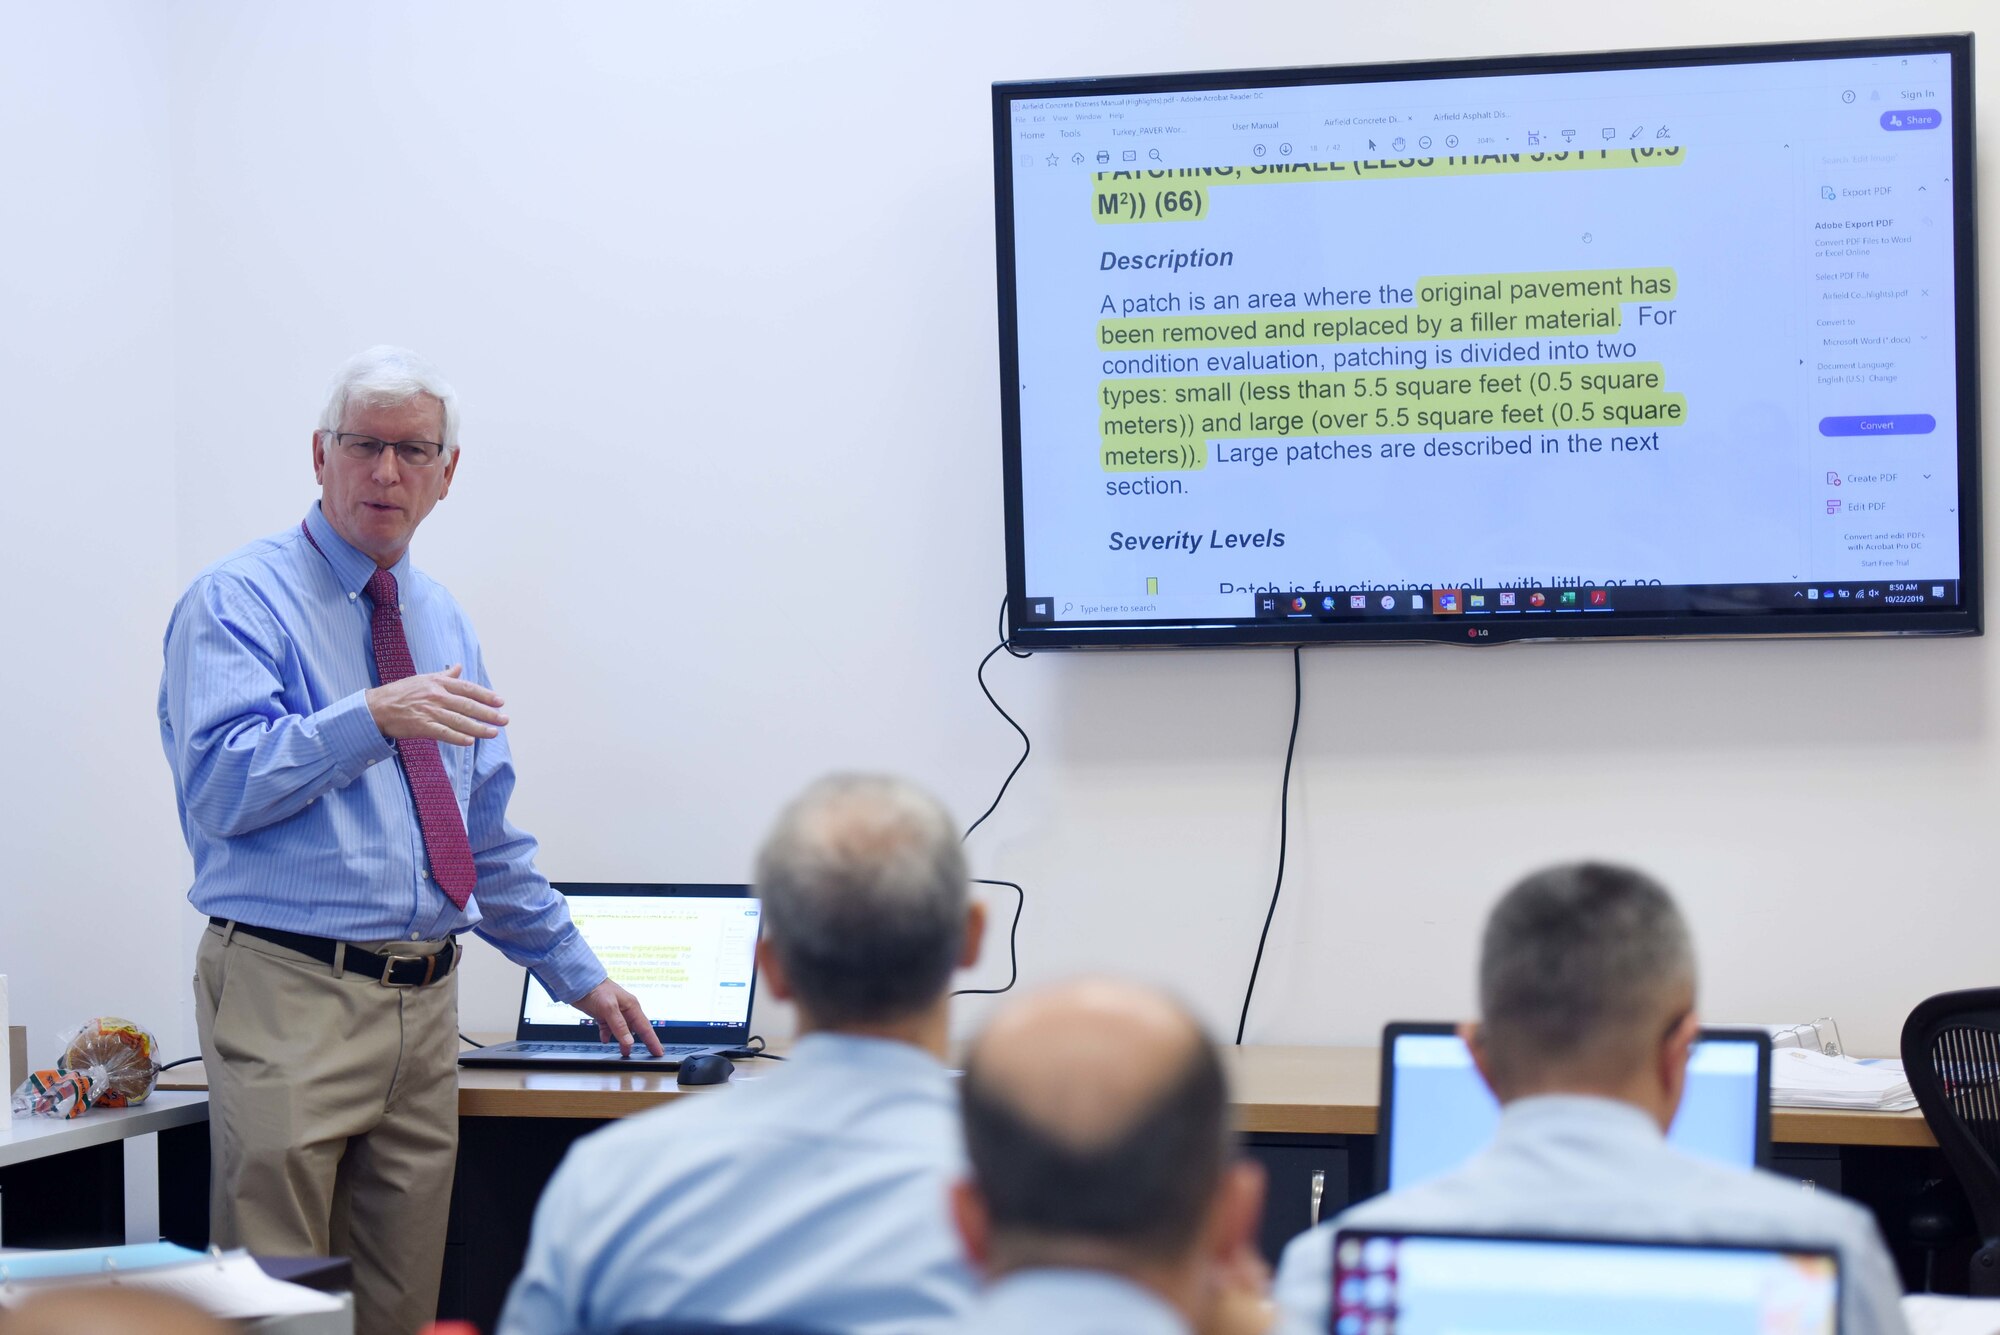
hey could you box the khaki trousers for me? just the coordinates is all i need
[194,923,459,1335]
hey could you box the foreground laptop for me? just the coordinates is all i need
[459,883,761,1070]
[1332,1228,1840,1335]
[1378,1021,1772,1190]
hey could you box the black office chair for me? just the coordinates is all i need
[1901,988,2000,1295]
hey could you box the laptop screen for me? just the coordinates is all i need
[1332,1230,1839,1335]
[1381,1026,1769,1190]
[523,885,761,1035]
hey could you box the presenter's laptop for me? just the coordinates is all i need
[1378,1022,1772,1190]
[1331,1229,1840,1335]
[458,883,761,1070]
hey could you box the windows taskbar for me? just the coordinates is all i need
[1250,578,1962,621]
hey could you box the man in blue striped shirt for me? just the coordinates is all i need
[159,346,660,1335]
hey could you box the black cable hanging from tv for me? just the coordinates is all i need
[1236,646,1303,1045]
[955,595,1031,999]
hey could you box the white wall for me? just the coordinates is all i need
[3,1,1990,1070]
[0,5,188,1068]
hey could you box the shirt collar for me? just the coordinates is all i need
[786,1031,951,1083]
[979,1269,1187,1334]
[303,502,414,605]
[1495,1093,1669,1145]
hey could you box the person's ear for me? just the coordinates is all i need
[950,1178,994,1272]
[312,430,327,484]
[1209,1158,1267,1261]
[439,443,460,499]
[756,938,793,1003]
[1659,1011,1700,1113]
[1461,1020,1504,1101]
[959,897,988,970]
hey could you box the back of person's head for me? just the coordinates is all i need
[1476,861,1697,1100]
[0,1288,227,1335]
[954,979,1261,1286]
[754,773,969,1028]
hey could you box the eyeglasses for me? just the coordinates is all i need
[326,431,447,469]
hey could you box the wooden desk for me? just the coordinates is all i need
[166,1043,1937,1147]
[1220,1046,1937,1149]
[160,1043,1939,1326]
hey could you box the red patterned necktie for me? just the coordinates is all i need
[365,567,477,909]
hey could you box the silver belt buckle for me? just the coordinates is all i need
[378,954,436,988]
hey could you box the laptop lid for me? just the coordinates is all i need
[1377,1022,1773,1192]
[516,883,761,1047]
[1331,1228,1839,1335]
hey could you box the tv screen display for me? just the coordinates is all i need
[994,36,1978,648]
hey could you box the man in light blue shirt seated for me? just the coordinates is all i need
[498,774,989,1335]
[951,979,1272,1335]
[1273,862,1910,1335]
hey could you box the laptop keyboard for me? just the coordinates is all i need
[514,1042,708,1058]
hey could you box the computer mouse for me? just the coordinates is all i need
[677,1052,735,1087]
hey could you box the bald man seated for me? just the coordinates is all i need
[951,979,1273,1335]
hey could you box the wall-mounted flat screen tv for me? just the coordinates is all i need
[995,35,1978,648]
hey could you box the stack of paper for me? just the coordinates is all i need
[1904,1294,2000,1335]
[1770,1048,1917,1111]
[0,1244,343,1321]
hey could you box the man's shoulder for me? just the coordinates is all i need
[1333,1150,1882,1250]
[1329,1180,1468,1234]
[170,528,316,634]
[557,1074,798,1173]
[570,1082,753,1157]
[399,564,477,634]
[557,1057,959,1178]
[188,526,312,593]
[1691,1158,1887,1241]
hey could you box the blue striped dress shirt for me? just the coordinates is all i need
[498,1033,976,1335]
[1274,1096,1910,1335]
[955,1270,1188,1335]
[158,502,605,1002]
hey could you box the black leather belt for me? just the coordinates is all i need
[210,918,460,987]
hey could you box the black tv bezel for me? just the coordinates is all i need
[994,34,1980,650]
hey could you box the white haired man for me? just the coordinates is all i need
[160,346,661,1335]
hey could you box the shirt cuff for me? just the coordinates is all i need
[532,929,608,1005]
[319,689,397,781]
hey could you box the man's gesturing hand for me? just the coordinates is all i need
[365,665,507,746]
[572,979,666,1057]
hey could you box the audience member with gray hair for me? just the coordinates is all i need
[500,773,987,1335]
[1273,862,1911,1335]
[952,979,1273,1335]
